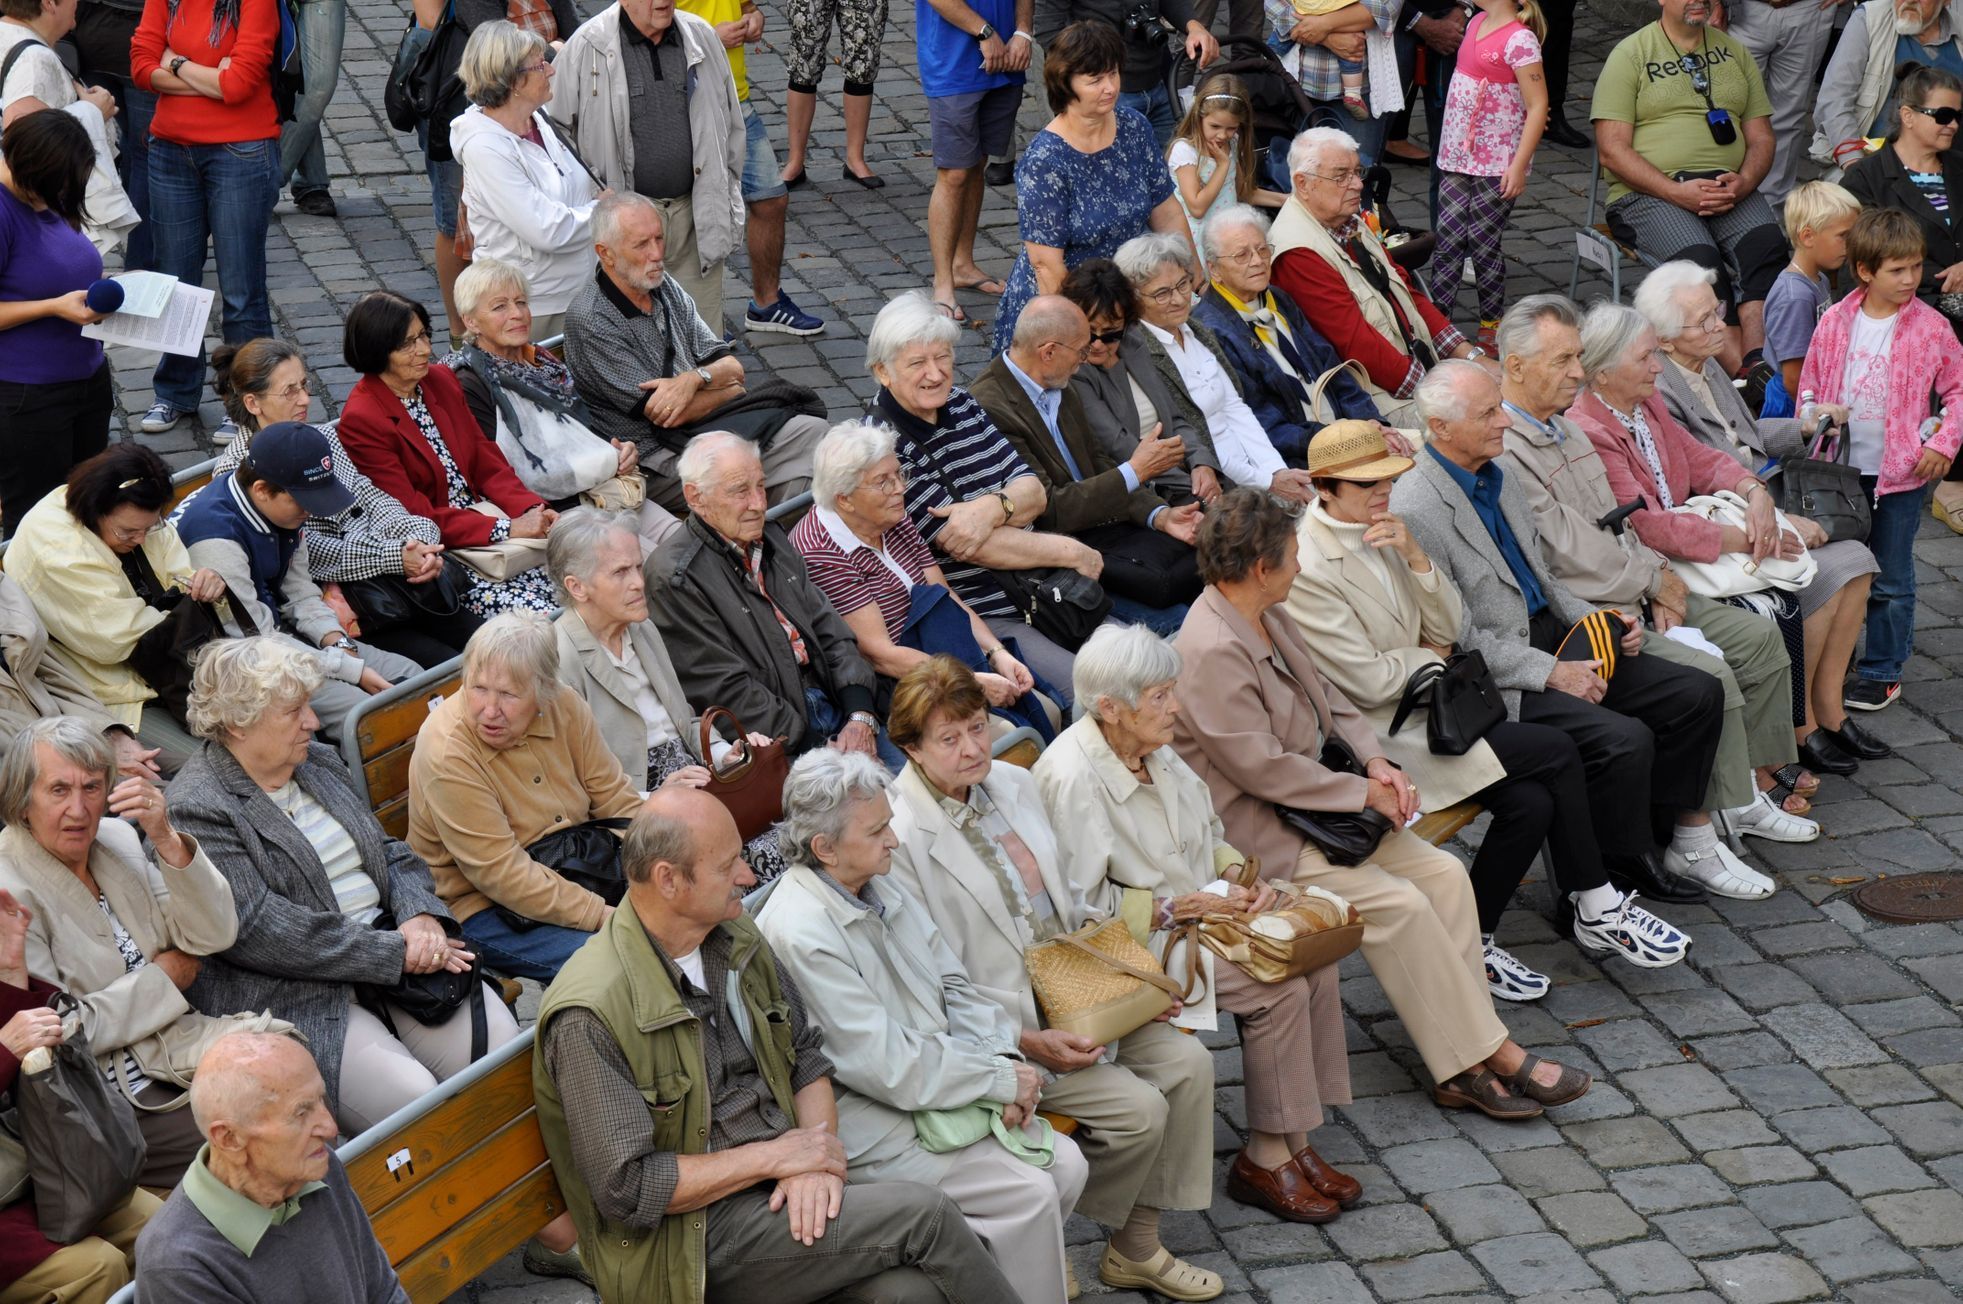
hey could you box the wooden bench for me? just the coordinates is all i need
[339,658,463,841]
[991,725,1044,770]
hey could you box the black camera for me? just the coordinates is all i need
[1122,3,1172,43]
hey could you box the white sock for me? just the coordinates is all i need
[1481,932,1495,950]
[1672,821,1720,854]
[1573,884,1623,919]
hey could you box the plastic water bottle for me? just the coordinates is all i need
[1798,389,1819,433]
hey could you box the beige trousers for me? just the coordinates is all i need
[335,988,520,1134]
[934,1133,1089,1303]
[1644,597,1797,810]
[0,1189,157,1304]
[1213,954,1352,1135]
[1036,1019,1214,1226]
[648,194,725,336]
[1291,828,1508,1086]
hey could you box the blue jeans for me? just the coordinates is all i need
[147,136,281,412]
[1118,84,1177,151]
[122,86,156,271]
[279,0,345,195]
[1108,596,1188,638]
[460,909,593,983]
[1858,477,1930,684]
[802,685,904,771]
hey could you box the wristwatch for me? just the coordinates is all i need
[694,366,713,386]
[169,55,189,78]
[848,711,880,730]
[995,490,1015,522]
[976,21,996,39]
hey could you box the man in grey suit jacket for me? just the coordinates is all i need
[1391,361,1759,903]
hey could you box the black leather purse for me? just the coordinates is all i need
[1275,738,1394,867]
[1777,418,1870,544]
[340,556,471,630]
[987,565,1112,650]
[1387,649,1506,757]
[495,818,631,932]
[356,912,489,1061]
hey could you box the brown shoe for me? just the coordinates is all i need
[1224,1150,1341,1223]
[1432,1067,1543,1120]
[1496,1052,1592,1107]
[1292,1145,1362,1208]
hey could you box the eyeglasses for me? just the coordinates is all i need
[266,374,312,402]
[1910,103,1963,126]
[1218,243,1273,266]
[105,519,161,546]
[1043,337,1093,363]
[1088,327,1126,345]
[1311,168,1365,188]
[519,60,552,76]
[864,471,908,496]
[1144,277,1195,307]
[395,331,432,354]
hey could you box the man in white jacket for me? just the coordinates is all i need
[552,0,747,333]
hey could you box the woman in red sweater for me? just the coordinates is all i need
[129,0,281,438]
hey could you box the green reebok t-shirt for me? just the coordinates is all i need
[1590,22,1773,205]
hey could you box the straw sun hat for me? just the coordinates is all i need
[1305,420,1414,483]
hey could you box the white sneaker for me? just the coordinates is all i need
[1723,790,1819,844]
[1572,890,1691,968]
[1667,840,1776,900]
[1484,940,1549,1002]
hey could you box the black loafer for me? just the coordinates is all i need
[1544,115,1590,150]
[1606,852,1707,905]
[1827,718,1894,760]
[1799,728,1861,776]
[843,167,885,189]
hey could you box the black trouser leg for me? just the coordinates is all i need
[1541,0,1576,111]
[1078,522,1202,607]
[1470,720,1611,933]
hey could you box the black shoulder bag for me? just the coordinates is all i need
[122,550,261,723]
[1777,416,1870,544]
[1387,649,1506,757]
[1274,738,1395,867]
[493,817,631,932]
[357,913,489,1063]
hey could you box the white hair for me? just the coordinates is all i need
[185,637,326,741]
[865,291,962,373]
[544,505,639,607]
[463,611,560,704]
[811,421,899,510]
[592,191,662,253]
[1579,301,1654,383]
[0,717,116,825]
[1071,624,1183,721]
[1632,261,1719,340]
[1495,294,1581,363]
[1113,232,1194,287]
[777,749,892,869]
[1414,358,1491,428]
[1200,204,1270,262]
[453,257,529,339]
[676,431,761,492]
[459,20,546,108]
[1286,127,1360,184]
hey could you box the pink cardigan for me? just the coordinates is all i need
[1567,388,1755,564]
[1797,289,1963,499]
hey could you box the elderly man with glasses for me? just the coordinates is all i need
[1269,128,1491,429]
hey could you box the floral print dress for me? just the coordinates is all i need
[403,388,559,616]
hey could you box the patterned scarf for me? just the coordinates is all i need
[1602,395,1675,510]
[444,344,586,420]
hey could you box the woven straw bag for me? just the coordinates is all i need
[1026,918,1183,1046]
[1169,861,1364,999]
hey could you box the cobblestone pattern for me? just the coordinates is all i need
[101,1,1963,1299]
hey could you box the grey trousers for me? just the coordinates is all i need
[1644,596,1796,810]
[705,1181,1020,1304]
[1726,0,1835,207]
[647,413,822,514]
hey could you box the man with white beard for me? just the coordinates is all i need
[1818,0,1963,177]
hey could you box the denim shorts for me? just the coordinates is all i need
[417,119,465,237]
[927,83,1021,170]
[741,102,787,203]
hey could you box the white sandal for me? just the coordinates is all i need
[1667,841,1775,900]
[1099,1246,1224,1302]
[1722,791,1819,844]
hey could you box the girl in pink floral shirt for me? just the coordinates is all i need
[1431,0,1548,346]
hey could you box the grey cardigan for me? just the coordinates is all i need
[553,609,700,786]
[1655,355,1804,471]
[168,741,450,1112]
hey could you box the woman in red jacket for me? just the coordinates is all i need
[129,0,281,438]
[334,291,561,616]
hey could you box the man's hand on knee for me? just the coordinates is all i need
[770,1171,845,1246]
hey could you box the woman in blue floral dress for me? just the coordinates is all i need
[994,21,1192,353]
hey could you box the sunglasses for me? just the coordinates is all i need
[1910,104,1963,126]
[1088,328,1126,345]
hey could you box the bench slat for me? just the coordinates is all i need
[392,1164,566,1304]
[368,1113,552,1261]
[356,675,459,759]
[1412,801,1480,847]
[996,739,1042,770]
[376,800,409,842]
[363,745,416,812]
[344,1049,536,1209]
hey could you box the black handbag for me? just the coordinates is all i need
[495,818,631,932]
[986,565,1113,650]
[340,556,470,630]
[1275,738,1395,867]
[383,3,468,159]
[123,550,261,723]
[1777,417,1871,544]
[356,913,488,1063]
[12,993,147,1242]
[1387,649,1506,757]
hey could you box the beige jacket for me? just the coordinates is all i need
[753,865,1024,1182]
[1284,506,1505,810]
[1031,716,1241,1029]
[408,686,644,929]
[885,761,1087,1033]
[0,573,115,755]
[0,821,284,1102]
[1498,405,1665,615]
[553,610,700,787]
[6,486,196,726]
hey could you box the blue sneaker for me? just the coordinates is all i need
[746,292,825,336]
[139,402,186,433]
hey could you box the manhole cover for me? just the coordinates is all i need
[1851,873,1963,924]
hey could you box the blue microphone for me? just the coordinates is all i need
[85,279,125,315]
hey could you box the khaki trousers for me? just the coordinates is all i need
[648,194,725,336]
[933,1133,1088,1303]
[1291,829,1507,1086]
[1213,955,1351,1135]
[1644,596,1796,810]
[1036,1019,1214,1226]
[0,1189,157,1304]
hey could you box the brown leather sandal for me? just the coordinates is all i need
[1432,1067,1543,1120]
[1498,1052,1592,1107]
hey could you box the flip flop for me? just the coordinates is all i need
[932,299,967,322]
[956,276,1005,296]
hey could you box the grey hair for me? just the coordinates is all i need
[545,505,640,607]
[459,20,546,109]
[1114,232,1195,287]
[1200,204,1270,262]
[778,749,892,869]
[1414,358,1491,428]
[1286,127,1360,184]
[1579,301,1655,383]
[1495,294,1581,363]
[811,421,898,510]
[677,431,761,492]
[865,291,962,373]
[1632,261,1719,340]
[1072,624,1183,721]
[453,257,530,342]
[0,716,117,825]
[463,611,560,705]
[621,804,697,884]
[592,190,662,253]
[185,637,326,741]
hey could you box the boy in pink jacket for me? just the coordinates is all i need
[1799,209,1963,713]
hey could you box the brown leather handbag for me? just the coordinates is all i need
[1168,860,1364,1000]
[699,706,790,842]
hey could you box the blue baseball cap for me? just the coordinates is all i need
[246,422,356,517]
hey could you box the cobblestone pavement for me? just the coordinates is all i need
[105,2,1963,1300]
